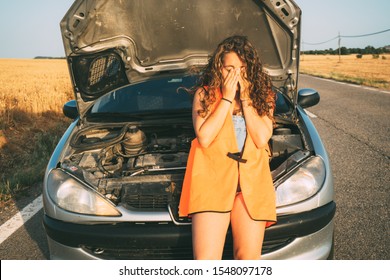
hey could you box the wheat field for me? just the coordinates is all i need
[0,59,73,201]
[0,59,73,127]
[300,54,390,90]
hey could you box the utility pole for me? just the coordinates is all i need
[338,32,341,62]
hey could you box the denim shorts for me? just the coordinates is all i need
[232,115,246,152]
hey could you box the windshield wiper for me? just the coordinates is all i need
[88,112,144,121]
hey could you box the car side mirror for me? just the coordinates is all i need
[63,100,79,119]
[298,88,320,108]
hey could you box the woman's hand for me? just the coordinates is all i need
[222,68,240,102]
[238,72,250,100]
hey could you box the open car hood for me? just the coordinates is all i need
[61,0,301,118]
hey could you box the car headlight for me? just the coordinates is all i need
[276,156,325,207]
[47,169,121,216]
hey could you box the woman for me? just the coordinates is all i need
[179,35,276,260]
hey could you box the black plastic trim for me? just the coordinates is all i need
[43,202,336,249]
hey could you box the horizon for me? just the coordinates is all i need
[16,44,384,59]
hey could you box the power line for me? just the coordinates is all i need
[302,28,390,45]
[303,36,339,45]
[341,28,390,38]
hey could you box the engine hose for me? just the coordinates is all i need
[98,146,124,176]
[71,124,130,152]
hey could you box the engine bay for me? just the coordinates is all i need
[61,122,306,211]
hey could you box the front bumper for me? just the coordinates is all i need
[43,202,336,260]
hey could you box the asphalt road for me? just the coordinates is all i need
[0,74,389,260]
[298,75,389,260]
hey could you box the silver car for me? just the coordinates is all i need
[43,0,335,259]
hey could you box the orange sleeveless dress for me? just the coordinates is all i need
[179,88,276,227]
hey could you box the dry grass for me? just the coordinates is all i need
[0,59,73,203]
[299,54,390,90]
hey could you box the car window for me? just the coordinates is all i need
[91,76,196,114]
[90,76,290,115]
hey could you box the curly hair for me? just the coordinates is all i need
[194,35,275,121]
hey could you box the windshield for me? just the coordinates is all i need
[90,76,196,115]
[90,75,290,116]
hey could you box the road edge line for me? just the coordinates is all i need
[0,195,43,245]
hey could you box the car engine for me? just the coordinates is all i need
[61,123,305,213]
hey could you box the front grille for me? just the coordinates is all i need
[119,175,184,210]
[121,181,173,210]
[82,237,294,260]
[82,246,194,260]
[123,194,169,209]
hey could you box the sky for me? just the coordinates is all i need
[0,0,389,58]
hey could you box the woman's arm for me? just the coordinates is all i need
[192,88,231,148]
[193,68,240,148]
[239,75,273,149]
[241,100,273,149]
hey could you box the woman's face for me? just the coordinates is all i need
[221,52,247,80]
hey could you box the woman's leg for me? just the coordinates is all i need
[191,212,231,260]
[230,193,266,260]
